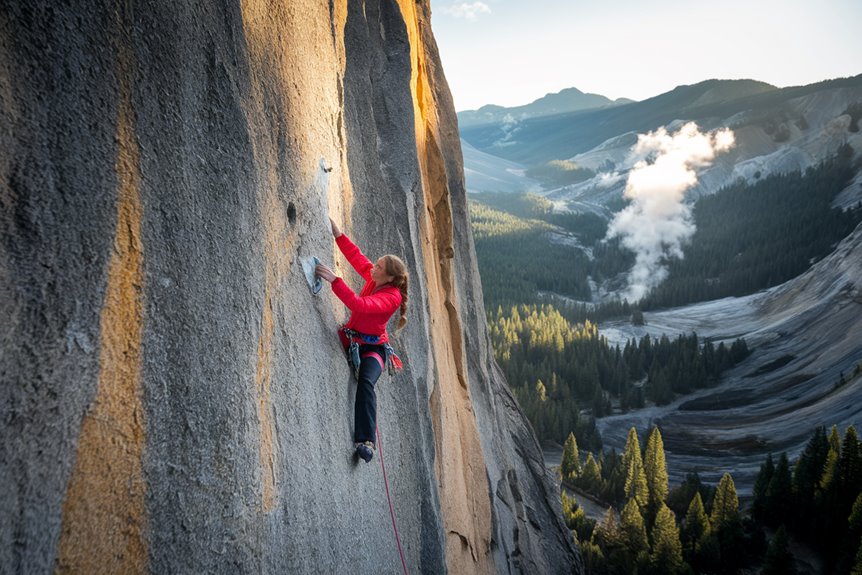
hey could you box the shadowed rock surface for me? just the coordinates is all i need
[0,1,580,573]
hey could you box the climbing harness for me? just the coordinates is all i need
[377,422,409,575]
[341,327,403,379]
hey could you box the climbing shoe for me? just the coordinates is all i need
[355,441,375,463]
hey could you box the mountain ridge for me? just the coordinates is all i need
[457,86,633,128]
[460,75,862,165]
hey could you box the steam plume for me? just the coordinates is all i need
[606,122,735,301]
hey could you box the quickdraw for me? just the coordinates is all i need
[341,327,403,378]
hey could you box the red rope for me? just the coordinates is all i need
[376,423,409,575]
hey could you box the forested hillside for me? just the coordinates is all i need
[643,144,862,309]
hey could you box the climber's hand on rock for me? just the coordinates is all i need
[315,264,337,283]
[329,217,342,238]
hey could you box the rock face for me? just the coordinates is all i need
[0,1,580,573]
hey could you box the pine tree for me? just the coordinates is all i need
[761,525,798,575]
[592,507,624,559]
[535,379,547,402]
[852,535,862,575]
[793,427,828,536]
[650,503,684,575]
[839,426,862,509]
[820,425,842,492]
[752,453,774,521]
[710,473,739,529]
[580,453,602,491]
[682,492,711,554]
[818,425,843,544]
[766,452,793,527]
[623,427,649,509]
[561,432,581,484]
[644,426,669,523]
[620,498,649,555]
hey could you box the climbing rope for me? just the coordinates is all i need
[376,422,409,575]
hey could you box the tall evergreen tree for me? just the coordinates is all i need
[561,432,581,484]
[820,425,842,492]
[836,491,862,575]
[682,492,711,555]
[793,427,828,536]
[838,426,862,510]
[650,504,684,575]
[623,427,649,509]
[621,498,649,556]
[580,453,602,491]
[761,525,798,575]
[710,473,739,529]
[644,426,669,525]
[752,453,774,522]
[592,507,624,553]
[852,535,862,575]
[766,453,793,528]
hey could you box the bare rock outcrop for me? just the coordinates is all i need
[0,1,580,573]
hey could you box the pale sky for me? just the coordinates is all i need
[431,0,862,111]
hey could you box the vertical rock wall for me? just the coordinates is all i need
[0,1,580,573]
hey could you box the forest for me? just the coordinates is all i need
[489,303,749,448]
[642,144,862,309]
[559,424,862,574]
[471,144,862,318]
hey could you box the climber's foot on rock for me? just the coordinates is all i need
[355,441,374,463]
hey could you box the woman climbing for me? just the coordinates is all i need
[315,217,408,463]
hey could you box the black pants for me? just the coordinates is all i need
[353,344,385,444]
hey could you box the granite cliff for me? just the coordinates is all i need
[0,1,580,573]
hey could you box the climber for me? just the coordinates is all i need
[315,217,408,463]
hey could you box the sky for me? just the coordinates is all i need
[430,0,862,111]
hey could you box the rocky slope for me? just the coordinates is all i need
[0,2,579,573]
[597,221,862,495]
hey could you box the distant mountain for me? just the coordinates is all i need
[459,76,862,210]
[460,139,540,194]
[461,78,788,164]
[457,86,632,129]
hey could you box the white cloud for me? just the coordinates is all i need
[440,2,492,21]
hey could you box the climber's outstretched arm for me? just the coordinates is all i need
[330,217,373,281]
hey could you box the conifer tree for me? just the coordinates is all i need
[710,473,739,529]
[593,507,623,550]
[766,453,793,527]
[852,535,862,575]
[644,426,669,523]
[793,427,828,535]
[682,492,711,554]
[620,498,649,556]
[839,426,862,508]
[752,453,774,521]
[836,490,862,574]
[623,427,649,509]
[821,425,842,492]
[761,525,798,575]
[535,379,547,402]
[580,453,602,491]
[650,503,684,575]
[561,432,580,484]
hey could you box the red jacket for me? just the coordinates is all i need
[332,234,402,346]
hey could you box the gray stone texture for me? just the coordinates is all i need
[0,1,581,573]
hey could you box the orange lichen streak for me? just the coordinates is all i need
[393,1,494,572]
[56,12,149,574]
